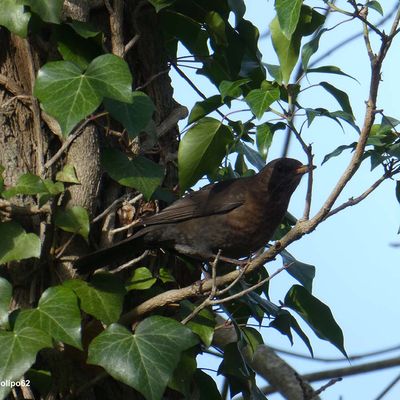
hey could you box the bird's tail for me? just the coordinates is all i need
[74,233,146,274]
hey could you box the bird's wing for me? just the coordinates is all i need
[143,179,247,225]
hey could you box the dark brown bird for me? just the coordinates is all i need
[75,158,312,273]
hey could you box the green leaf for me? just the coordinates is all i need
[14,286,82,349]
[22,0,62,23]
[275,0,302,39]
[104,91,155,138]
[188,95,222,125]
[306,65,357,81]
[158,268,175,283]
[280,249,315,292]
[265,63,283,85]
[255,122,285,160]
[64,274,126,325]
[126,267,157,291]
[218,341,250,379]
[193,370,222,400]
[365,1,383,15]
[271,310,314,356]
[180,301,215,346]
[302,28,327,70]
[0,0,30,37]
[228,0,246,25]
[0,221,41,264]
[148,0,175,12]
[0,278,12,328]
[219,79,250,101]
[285,285,347,356]
[168,349,197,397]
[178,117,233,192]
[0,327,52,400]
[102,148,164,200]
[235,142,265,170]
[270,5,325,83]
[245,83,280,119]
[322,143,357,164]
[69,21,100,38]
[55,206,89,241]
[34,55,133,136]
[56,24,103,70]
[2,173,47,199]
[205,11,227,47]
[56,164,80,184]
[319,81,354,117]
[88,317,198,400]
[269,16,300,84]
[241,326,264,356]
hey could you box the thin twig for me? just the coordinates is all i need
[264,356,400,394]
[311,377,342,398]
[110,219,141,234]
[270,343,400,363]
[210,265,289,306]
[136,68,170,91]
[324,172,391,219]
[181,250,222,325]
[374,372,400,400]
[124,34,140,55]
[110,250,150,273]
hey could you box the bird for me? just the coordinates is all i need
[75,158,312,274]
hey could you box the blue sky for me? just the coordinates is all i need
[170,1,400,398]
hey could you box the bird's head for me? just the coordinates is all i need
[258,157,314,195]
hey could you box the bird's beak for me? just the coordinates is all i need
[295,164,316,175]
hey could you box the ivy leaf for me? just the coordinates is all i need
[2,173,47,199]
[193,370,222,400]
[0,222,41,264]
[285,285,347,357]
[219,79,250,101]
[0,0,30,37]
[21,0,63,23]
[104,91,155,138]
[55,206,89,241]
[275,0,302,39]
[0,327,52,400]
[56,164,80,184]
[126,267,157,291]
[88,317,198,400]
[180,301,215,346]
[245,82,280,119]
[178,118,233,192]
[34,54,133,136]
[64,274,126,325]
[102,148,164,200]
[0,278,12,328]
[14,286,82,349]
